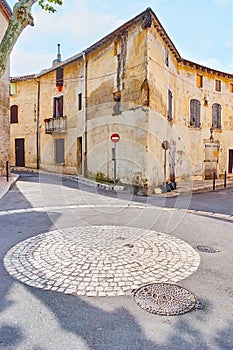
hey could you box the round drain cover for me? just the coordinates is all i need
[133,283,197,315]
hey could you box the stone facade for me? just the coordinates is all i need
[0,0,11,176]
[10,8,233,192]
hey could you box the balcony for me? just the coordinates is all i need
[44,116,67,134]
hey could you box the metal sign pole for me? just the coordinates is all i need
[114,142,117,186]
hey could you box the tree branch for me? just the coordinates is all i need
[0,0,62,78]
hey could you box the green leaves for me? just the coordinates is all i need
[38,0,63,13]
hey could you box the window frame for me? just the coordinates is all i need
[215,79,221,92]
[53,95,63,117]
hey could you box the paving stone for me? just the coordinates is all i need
[3,226,200,297]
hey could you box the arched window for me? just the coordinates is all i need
[10,105,18,123]
[212,103,221,129]
[190,99,201,127]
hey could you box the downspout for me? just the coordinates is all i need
[36,80,40,170]
[82,51,87,177]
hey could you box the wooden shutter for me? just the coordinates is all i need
[190,99,200,127]
[168,89,172,121]
[212,103,221,128]
[56,67,64,86]
[10,105,18,123]
[55,138,64,163]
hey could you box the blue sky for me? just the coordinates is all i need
[6,0,233,76]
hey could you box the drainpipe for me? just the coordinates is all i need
[82,51,87,177]
[36,80,40,170]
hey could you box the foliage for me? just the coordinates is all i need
[0,0,63,78]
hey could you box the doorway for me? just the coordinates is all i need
[77,137,82,174]
[229,149,233,173]
[15,138,25,167]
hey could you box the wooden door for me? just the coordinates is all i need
[229,150,233,173]
[15,138,25,167]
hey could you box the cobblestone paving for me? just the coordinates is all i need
[4,226,200,297]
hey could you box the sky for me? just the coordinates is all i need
[6,0,233,77]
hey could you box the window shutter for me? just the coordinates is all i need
[56,67,64,86]
[168,89,172,121]
[55,138,65,163]
[212,103,221,128]
[190,99,200,127]
[10,105,18,123]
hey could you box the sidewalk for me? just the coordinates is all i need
[0,171,233,200]
[0,174,19,200]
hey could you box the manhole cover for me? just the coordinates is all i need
[133,283,197,315]
[197,246,216,253]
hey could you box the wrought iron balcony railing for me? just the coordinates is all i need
[44,115,67,134]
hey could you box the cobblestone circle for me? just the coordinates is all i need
[4,226,200,297]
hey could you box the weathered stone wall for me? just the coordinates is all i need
[0,10,10,176]
[147,19,233,182]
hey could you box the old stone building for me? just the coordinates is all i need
[0,0,11,176]
[10,8,233,193]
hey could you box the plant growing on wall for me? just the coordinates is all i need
[0,0,62,78]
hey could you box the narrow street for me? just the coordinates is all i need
[0,172,232,349]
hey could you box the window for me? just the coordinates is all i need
[212,103,221,129]
[196,74,203,88]
[215,79,221,92]
[53,96,63,117]
[78,93,82,111]
[165,48,169,67]
[10,105,18,123]
[56,67,63,87]
[230,83,233,93]
[190,99,201,127]
[167,89,173,121]
[55,138,64,164]
[10,82,17,95]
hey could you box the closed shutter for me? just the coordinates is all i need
[55,138,65,164]
[168,89,172,121]
[56,67,64,86]
[190,99,201,127]
[10,105,18,123]
[212,103,221,128]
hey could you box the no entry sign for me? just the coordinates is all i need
[111,133,120,143]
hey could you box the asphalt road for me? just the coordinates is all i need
[0,172,232,350]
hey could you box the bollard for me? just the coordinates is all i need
[224,171,226,188]
[6,161,9,182]
[213,172,216,191]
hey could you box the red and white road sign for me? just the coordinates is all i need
[111,133,120,143]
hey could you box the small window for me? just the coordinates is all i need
[167,89,173,121]
[10,82,17,95]
[53,96,63,117]
[215,79,221,92]
[165,48,169,67]
[230,83,233,93]
[190,99,201,127]
[212,103,221,129]
[78,93,82,111]
[56,67,63,87]
[196,74,203,88]
[10,105,18,123]
[55,138,65,164]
